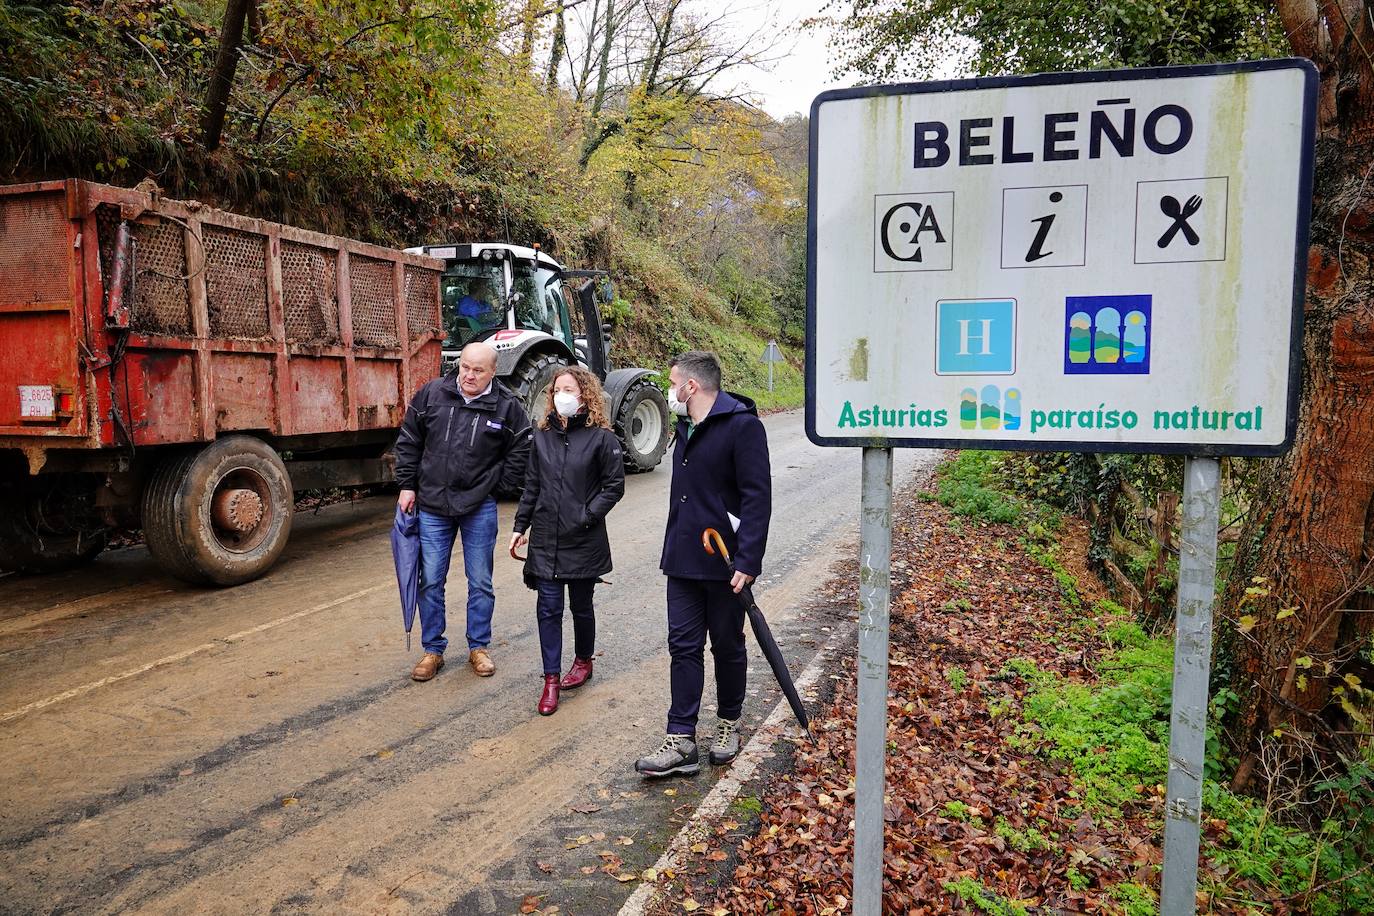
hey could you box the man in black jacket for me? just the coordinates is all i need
[636,351,772,777]
[393,341,532,681]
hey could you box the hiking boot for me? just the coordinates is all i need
[634,734,699,778]
[709,717,741,766]
[560,657,593,690]
[538,674,560,716]
[469,648,495,677]
[410,652,444,682]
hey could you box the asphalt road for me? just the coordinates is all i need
[0,411,934,915]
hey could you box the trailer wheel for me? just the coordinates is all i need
[143,436,293,586]
[615,379,670,472]
[510,352,568,423]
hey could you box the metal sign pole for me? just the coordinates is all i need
[854,446,893,914]
[768,359,774,392]
[1161,456,1221,915]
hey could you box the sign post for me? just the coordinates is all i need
[806,59,1316,915]
[761,339,784,391]
[854,446,893,913]
[1161,456,1222,909]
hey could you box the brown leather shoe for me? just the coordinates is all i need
[469,648,495,677]
[410,652,444,682]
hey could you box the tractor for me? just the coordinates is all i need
[405,242,671,472]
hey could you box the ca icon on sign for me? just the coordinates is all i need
[873,192,955,272]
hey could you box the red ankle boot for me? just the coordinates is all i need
[561,657,593,690]
[538,674,560,715]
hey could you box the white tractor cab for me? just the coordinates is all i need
[404,242,671,472]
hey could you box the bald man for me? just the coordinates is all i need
[394,342,533,680]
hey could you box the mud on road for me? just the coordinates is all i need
[0,412,935,915]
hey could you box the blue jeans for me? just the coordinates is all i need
[535,578,597,675]
[417,500,498,655]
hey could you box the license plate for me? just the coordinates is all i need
[19,385,55,419]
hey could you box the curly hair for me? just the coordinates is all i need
[538,364,613,430]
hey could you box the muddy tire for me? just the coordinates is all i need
[615,379,670,472]
[142,436,293,586]
[509,351,568,424]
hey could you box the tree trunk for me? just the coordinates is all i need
[546,5,567,94]
[202,0,253,152]
[1223,0,1374,784]
[588,0,615,119]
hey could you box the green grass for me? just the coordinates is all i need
[933,451,1026,524]
[943,877,1029,915]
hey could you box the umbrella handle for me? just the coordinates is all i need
[510,544,527,561]
[701,527,732,565]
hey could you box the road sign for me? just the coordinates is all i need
[761,340,784,391]
[807,59,1316,457]
[807,59,1317,916]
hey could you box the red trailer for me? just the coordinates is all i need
[0,180,443,584]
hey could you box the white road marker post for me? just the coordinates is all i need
[1161,456,1222,913]
[854,446,893,914]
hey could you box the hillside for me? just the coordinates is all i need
[0,0,806,402]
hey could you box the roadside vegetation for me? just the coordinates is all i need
[662,452,1374,913]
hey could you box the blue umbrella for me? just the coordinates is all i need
[391,506,420,651]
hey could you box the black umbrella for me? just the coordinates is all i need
[702,528,811,735]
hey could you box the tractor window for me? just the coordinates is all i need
[513,262,575,351]
[441,264,506,347]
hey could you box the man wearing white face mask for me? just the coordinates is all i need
[636,350,772,778]
[512,366,626,716]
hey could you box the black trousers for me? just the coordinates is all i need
[535,578,596,675]
[665,576,747,735]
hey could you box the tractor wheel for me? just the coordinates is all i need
[615,378,670,472]
[0,477,108,575]
[509,352,568,423]
[142,436,293,586]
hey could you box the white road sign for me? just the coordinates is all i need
[806,60,1316,455]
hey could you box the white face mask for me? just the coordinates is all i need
[667,384,691,417]
[553,391,581,417]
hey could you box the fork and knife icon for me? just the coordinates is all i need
[1158,194,1203,248]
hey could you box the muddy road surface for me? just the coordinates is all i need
[0,412,933,915]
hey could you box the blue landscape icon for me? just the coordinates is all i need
[937,298,1016,375]
[1064,295,1151,375]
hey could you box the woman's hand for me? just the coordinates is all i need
[510,531,529,552]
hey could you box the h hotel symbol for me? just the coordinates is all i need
[937,299,1016,376]
[957,318,995,357]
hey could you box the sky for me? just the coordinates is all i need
[724,0,851,120]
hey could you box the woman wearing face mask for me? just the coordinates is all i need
[511,366,626,715]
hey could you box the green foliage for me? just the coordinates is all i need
[946,666,969,692]
[830,0,1289,82]
[942,877,1028,916]
[1108,881,1158,916]
[994,817,1051,853]
[941,800,972,821]
[934,452,1026,524]
[1203,782,1374,916]
[1019,631,1173,809]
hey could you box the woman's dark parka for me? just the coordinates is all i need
[514,413,626,580]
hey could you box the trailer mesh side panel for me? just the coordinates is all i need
[349,255,398,348]
[282,241,340,344]
[403,266,440,343]
[0,191,68,304]
[204,226,270,338]
[97,207,192,336]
